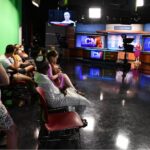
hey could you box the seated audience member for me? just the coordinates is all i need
[34,60,91,108]
[0,44,32,82]
[30,47,47,61]
[14,44,28,61]
[13,45,35,75]
[0,63,18,149]
[47,50,84,95]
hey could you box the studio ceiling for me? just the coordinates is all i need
[33,0,150,23]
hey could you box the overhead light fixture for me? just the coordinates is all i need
[136,0,144,7]
[89,8,101,19]
[32,0,40,7]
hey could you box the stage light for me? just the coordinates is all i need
[89,8,101,19]
[32,0,40,7]
[82,116,95,132]
[136,0,144,7]
[116,133,129,150]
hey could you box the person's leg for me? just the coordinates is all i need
[63,88,91,107]
[62,74,75,89]
[7,124,18,149]
[13,73,33,83]
[0,103,18,149]
[62,74,85,96]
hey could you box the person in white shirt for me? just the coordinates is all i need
[34,60,91,108]
[0,44,32,83]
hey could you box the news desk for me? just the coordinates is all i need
[117,51,135,61]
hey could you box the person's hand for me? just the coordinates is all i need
[57,72,63,77]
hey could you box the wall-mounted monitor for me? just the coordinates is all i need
[143,37,150,52]
[107,34,124,50]
[48,9,75,26]
[90,50,103,59]
[75,34,105,49]
[107,34,142,51]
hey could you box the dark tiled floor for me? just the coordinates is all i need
[3,59,150,149]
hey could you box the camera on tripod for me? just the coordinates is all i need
[122,34,134,52]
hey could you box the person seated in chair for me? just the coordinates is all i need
[47,50,84,96]
[34,60,91,108]
[14,44,29,61]
[0,44,33,83]
[0,63,18,149]
[13,44,35,76]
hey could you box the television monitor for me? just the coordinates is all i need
[76,34,105,49]
[48,9,75,26]
[90,50,103,59]
[107,34,124,50]
[143,37,150,52]
[107,34,142,51]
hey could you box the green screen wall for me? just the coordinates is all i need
[0,0,22,54]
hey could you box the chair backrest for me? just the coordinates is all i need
[36,87,49,122]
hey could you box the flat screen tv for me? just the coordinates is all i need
[48,9,75,26]
[90,50,103,59]
[75,34,105,49]
[107,34,142,51]
[143,37,150,52]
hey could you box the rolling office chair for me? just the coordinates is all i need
[36,87,87,148]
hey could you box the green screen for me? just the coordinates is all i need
[0,0,22,54]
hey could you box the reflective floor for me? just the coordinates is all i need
[6,59,150,149]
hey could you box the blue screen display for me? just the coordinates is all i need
[107,34,142,51]
[107,35,124,50]
[143,37,150,51]
[76,34,104,48]
[90,50,103,59]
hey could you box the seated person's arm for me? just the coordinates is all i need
[7,64,18,73]
[0,57,18,73]
[47,64,60,80]
[12,55,21,68]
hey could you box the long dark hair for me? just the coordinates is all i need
[47,50,58,63]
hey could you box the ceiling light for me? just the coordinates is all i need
[136,0,144,7]
[89,8,101,19]
[32,0,40,7]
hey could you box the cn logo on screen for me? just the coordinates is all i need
[91,51,103,59]
[85,37,96,46]
[81,37,96,47]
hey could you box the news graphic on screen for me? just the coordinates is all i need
[107,34,142,51]
[143,37,150,51]
[48,9,75,26]
[76,34,104,48]
[107,34,124,50]
[90,50,103,59]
